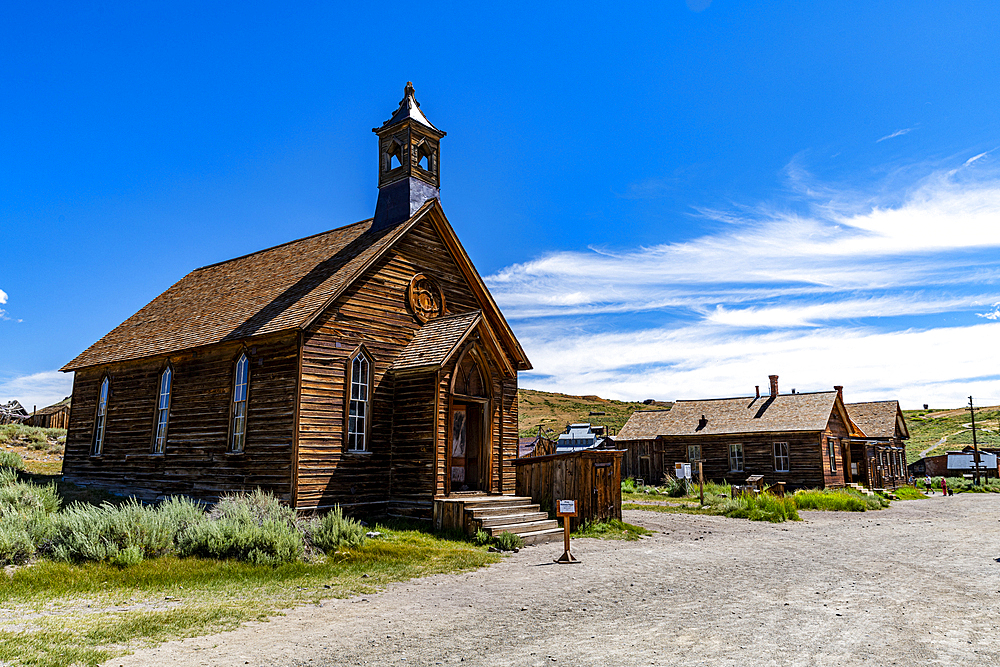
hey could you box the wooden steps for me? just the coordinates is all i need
[846,482,876,497]
[462,496,563,545]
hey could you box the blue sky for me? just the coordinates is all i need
[2,1,1000,410]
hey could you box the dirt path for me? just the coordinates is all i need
[108,495,1000,667]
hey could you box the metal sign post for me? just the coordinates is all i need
[555,499,579,564]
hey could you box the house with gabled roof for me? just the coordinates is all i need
[60,84,532,519]
[845,400,910,490]
[616,375,866,490]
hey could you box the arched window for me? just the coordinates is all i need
[152,366,172,454]
[454,353,487,398]
[347,349,372,452]
[92,376,109,456]
[230,353,249,453]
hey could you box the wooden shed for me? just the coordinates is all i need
[616,376,865,490]
[26,397,71,429]
[60,84,532,520]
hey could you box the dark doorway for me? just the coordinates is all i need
[451,402,484,492]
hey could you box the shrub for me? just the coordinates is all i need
[893,485,926,500]
[492,531,524,551]
[472,529,492,546]
[176,490,303,565]
[307,505,367,552]
[0,451,24,471]
[621,478,637,494]
[0,516,36,565]
[49,498,178,564]
[663,476,688,498]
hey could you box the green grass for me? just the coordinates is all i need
[572,519,653,540]
[0,424,65,447]
[0,523,500,666]
[793,489,887,512]
[892,485,927,500]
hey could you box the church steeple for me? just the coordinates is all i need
[372,82,446,232]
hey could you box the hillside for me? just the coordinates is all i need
[903,407,1000,463]
[518,388,671,438]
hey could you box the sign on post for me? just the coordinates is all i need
[555,499,579,564]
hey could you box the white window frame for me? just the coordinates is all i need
[152,366,172,454]
[229,353,249,453]
[773,441,790,472]
[688,444,701,461]
[346,348,372,452]
[728,442,744,472]
[92,376,110,456]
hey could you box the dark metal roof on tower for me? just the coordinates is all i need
[378,82,441,132]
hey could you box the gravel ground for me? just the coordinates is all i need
[108,494,1000,667]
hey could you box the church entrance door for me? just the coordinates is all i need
[450,402,485,492]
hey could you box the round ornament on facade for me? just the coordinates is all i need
[408,273,445,323]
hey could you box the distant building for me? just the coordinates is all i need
[556,423,604,453]
[909,448,999,479]
[26,397,71,430]
[616,375,878,490]
[844,399,910,490]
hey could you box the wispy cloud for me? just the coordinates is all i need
[965,151,989,165]
[0,371,73,412]
[877,127,914,142]
[0,288,8,321]
[491,161,1000,407]
[978,303,1000,321]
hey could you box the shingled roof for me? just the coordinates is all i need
[391,311,481,373]
[846,401,909,440]
[62,201,531,372]
[618,392,847,439]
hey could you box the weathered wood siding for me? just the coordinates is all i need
[295,218,518,514]
[63,335,298,502]
[822,408,850,488]
[621,432,836,490]
[514,450,623,531]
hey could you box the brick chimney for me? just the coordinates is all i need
[834,385,844,402]
[768,375,779,396]
[755,385,760,399]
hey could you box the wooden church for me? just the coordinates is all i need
[61,83,532,519]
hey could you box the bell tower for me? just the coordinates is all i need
[372,82,446,232]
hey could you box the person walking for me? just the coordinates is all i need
[925,475,932,494]
[941,477,948,496]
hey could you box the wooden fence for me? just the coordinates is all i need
[513,449,624,530]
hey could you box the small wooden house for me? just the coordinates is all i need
[844,400,910,490]
[616,376,864,490]
[26,397,71,429]
[60,84,532,519]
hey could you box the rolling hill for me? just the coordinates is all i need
[517,388,671,439]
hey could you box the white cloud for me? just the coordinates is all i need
[977,303,1000,321]
[518,321,1000,409]
[0,289,7,305]
[488,169,1000,321]
[0,371,73,413]
[877,127,914,142]
[966,152,989,165]
[493,162,1000,409]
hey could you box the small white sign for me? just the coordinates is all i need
[558,499,576,514]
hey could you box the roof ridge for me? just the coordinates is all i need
[193,218,374,271]
[674,390,836,403]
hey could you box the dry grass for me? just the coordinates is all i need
[518,388,669,438]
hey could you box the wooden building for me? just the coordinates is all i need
[26,397,71,430]
[60,84,532,520]
[616,375,864,490]
[844,400,910,490]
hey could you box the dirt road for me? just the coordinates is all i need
[108,495,1000,666]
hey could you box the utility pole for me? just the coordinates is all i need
[969,396,982,486]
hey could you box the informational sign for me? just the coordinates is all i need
[675,463,692,480]
[557,499,577,516]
